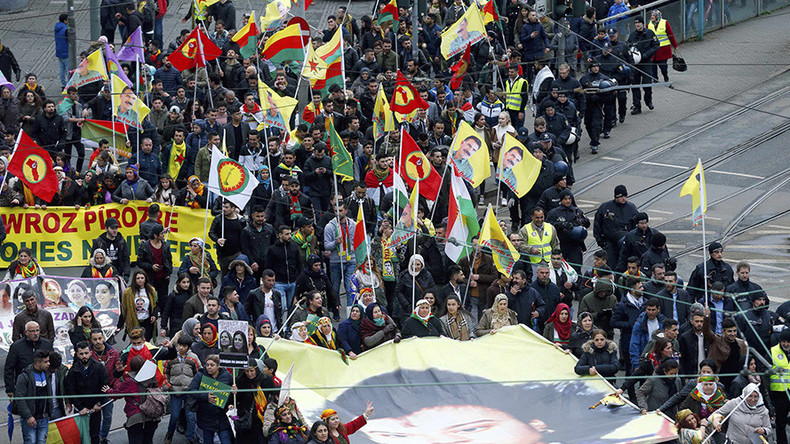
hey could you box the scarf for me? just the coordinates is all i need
[186,175,205,208]
[289,191,303,220]
[290,322,308,342]
[292,230,315,261]
[490,294,511,330]
[689,382,726,415]
[545,303,572,342]
[349,304,364,329]
[257,165,271,189]
[26,82,37,92]
[188,252,211,279]
[271,407,308,440]
[306,329,338,350]
[23,184,36,206]
[373,164,390,181]
[16,260,39,278]
[201,323,218,348]
[92,266,114,278]
[304,255,327,279]
[741,383,764,410]
[626,292,643,309]
[444,312,470,341]
[410,299,433,327]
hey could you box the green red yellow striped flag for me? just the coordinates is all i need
[47,414,91,444]
[353,205,369,266]
[232,13,259,59]
[262,23,305,67]
[378,0,399,27]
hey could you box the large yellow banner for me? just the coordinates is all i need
[0,202,216,268]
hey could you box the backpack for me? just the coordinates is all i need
[135,382,168,418]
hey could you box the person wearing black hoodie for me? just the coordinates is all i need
[640,232,670,279]
[617,212,663,273]
[266,225,303,313]
[65,341,110,444]
[91,217,130,280]
[593,185,638,267]
[687,241,734,301]
[14,350,52,444]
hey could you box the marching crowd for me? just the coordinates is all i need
[0,0,786,443]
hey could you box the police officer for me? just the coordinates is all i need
[627,17,659,115]
[551,63,585,120]
[596,43,622,138]
[579,60,612,154]
[554,92,580,162]
[537,174,571,214]
[687,241,735,301]
[538,133,575,186]
[546,190,590,273]
[505,65,529,129]
[541,102,571,146]
[770,328,790,444]
[616,212,664,272]
[593,185,638,265]
[607,28,633,124]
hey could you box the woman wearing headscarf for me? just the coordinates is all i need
[710,383,771,443]
[102,356,161,444]
[180,318,201,344]
[232,358,267,444]
[678,375,728,421]
[113,165,155,203]
[393,254,437,323]
[648,9,678,83]
[306,317,340,350]
[728,355,775,418]
[256,315,279,339]
[177,175,208,209]
[267,405,308,444]
[338,304,364,358]
[569,312,596,358]
[188,354,234,444]
[294,255,338,313]
[161,273,194,337]
[476,293,518,336]
[439,294,476,341]
[400,299,445,338]
[349,261,385,307]
[178,237,219,288]
[542,303,573,348]
[320,402,375,444]
[360,303,400,350]
[81,248,118,278]
[675,409,710,444]
[191,323,219,366]
[246,165,272,215]
[289,322,309,342]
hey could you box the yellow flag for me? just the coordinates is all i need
[479,204,521,276]
[260,0,293,32]
[256,78,298,133]
[679,158,707,227]
[448,120,491,187]
[440,3,487,59]
[64,49,108,91]
[373,84,395,140]
[301,43,328,80]
[499,134,541,198]
[111,73,149,130]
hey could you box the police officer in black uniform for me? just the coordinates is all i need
[579,60,613,154]
[547,189,590,273]
[608,28,634,124]
[554,92,580,162]
[627,17,659,115]
[593,185,638,266]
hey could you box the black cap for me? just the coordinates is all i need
[105,217,119,228]
[651,232,666,248]
[288,177,301,186]
[590,59,601,67]
[635,212,649,223]
[635,17,644,24]
[607,28,618,35]
[559,189,573,200]
[540,132,553,142]
[553,174,566,184]
[614,185,628,198]
[708,241,723,254]
[517,127,529,138]
[780,328,790,342]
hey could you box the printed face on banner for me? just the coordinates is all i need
[218,319,250,368]
[0,276,121,366]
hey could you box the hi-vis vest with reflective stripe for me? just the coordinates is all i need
[770,344,790,391]
[648,19,670,47]
[505,77,528,111]
[525,222,553,264]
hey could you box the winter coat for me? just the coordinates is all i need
[11,308,55,342]
[178,252,219,289]
[113,178,155,202]
[637,371,682,413]
[289,300,331,330]
[593,199,638,245]
[703,315,747,372]
[360,315,399,350]
[337,318,362,355]
[220,261,257,305]
[164,350,201,393]
[687,258,735,301]
[506,286,545,328]
[657,287,693,324]
[65,357,110,410]
[105,372,158,420]
[240,222,274,270]
[246,287,284,327]
[13,364,53,420]
[137,239,173,283]
[191,341,219,367]
[4,338,53,394]
[611,296,646,361]
[520,21,549,60]
[475,308,518,336]
[569,326,596,358]
[574,339,619,377]
[617,227,663,272]
[393,269,436,322]
[401,315,446,338]
[188,368,233,431]
[629,311,668,369]
[711,393,772,443]
[266,239,303,284]
[303,155,333,196]
[54,22,69,59]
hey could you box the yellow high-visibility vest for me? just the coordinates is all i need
[648,19,670,47]
[770,344,790,392]
[505,77,528,111]
[524,222,553,264]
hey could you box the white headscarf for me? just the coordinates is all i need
[408,254,425,277]
[289,322,308,342]
[741,382,764,410]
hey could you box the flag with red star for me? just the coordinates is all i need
[168,140,187,179]
[302,43,328,80]
[391,70,429,115]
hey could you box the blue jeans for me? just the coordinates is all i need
[58,58,68,88]
[274,282,295,313]
[21,417,49,444]
[330,261,356,306]
[154,18,163,46]
[203,427,232,444]
[100,401,113,439]
[167,394,196,439]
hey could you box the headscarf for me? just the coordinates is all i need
[689,376,726,415]
[348,304,364,329]
[408,254,425,277]
[304,254,327,279]
[271,405,308,440]
[741,382,764,410]
[652,9,663,22]
[320,409,338,420]
[200,323,218,348]
[182,318,200,342]
[289,321,308,342]
[490,293,512,330]
[256,315,273,337]
[186,176,205,208]
[364,303,387,327]
[306,317,337,350]
[187,238,211,279]
[410,299,432,327]
[125,165,139,193]
[545,303,572,341]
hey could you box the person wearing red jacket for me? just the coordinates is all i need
[320,402,375,444]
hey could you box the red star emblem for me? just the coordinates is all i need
[308,59,320,73]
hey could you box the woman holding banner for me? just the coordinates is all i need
[188,354,234,444]
[121,271,159,341]
[4,247,45,280]
[81,248,118,278]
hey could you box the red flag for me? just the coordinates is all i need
[7,131,58,202]
[450,44,471,90]
[398,128,442,201]
[483,0,500,22]
[391,70,429,115]
[168,27,221,72]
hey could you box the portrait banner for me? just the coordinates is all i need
[218,319,250,368]
[0,202,216,268]
[0,275,121,367]
[448,121,491,187]
[440,3,487,59]
[260,326,676,443]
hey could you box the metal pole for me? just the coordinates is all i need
[698,0,704,39]
[89,0,101,41]
[412,0,419,59]
[135,56,141,162]
[68,0,78,71]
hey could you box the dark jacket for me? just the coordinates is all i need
[4,337,54,394]
[506,285,545,328]
[678,327,710,377]
[640,245,670,278]
[616,227,663,272]
[137,239,173,282]
[245,287,284,326]
[14,364,53,420]
[65,357,110,410]
[337,317,362,355]
[303,155,334,197]
[400,315,446,338]
[611,296,646,361]
[627,28,660,64]
[687,258,735,301]
[736,306,772,357]
[530,279,562,328]
[178,253,219,288]
[162,287,193,335]
[593,199,638,245]
[11,309,55,342]
[520,21,550,60]
[657,287,693,324]
[31,112,66,151]
[209,215,245,259]
[268,236,303,282]
[394,269,437,323]
[574,339,619,377]
[240,222,274,271]
[294,270,338,312]
[188,368,233,431]
[92,232,130,278]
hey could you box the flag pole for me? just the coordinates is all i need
[196,23,214,109]
[495,148,503,215]
[460,200,481,310]
[700,159,708,308]
[135,55,141,163]
[339,26,347,98]
[0,128,22,195]
[411,179,419,311]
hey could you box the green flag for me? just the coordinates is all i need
[329,122,354,181]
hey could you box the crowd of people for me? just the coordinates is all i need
[0,0,786,443]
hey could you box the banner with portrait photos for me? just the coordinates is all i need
[218,319,250,368]
[0,275,122,366]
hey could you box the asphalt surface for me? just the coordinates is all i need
[2,1,790,442]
